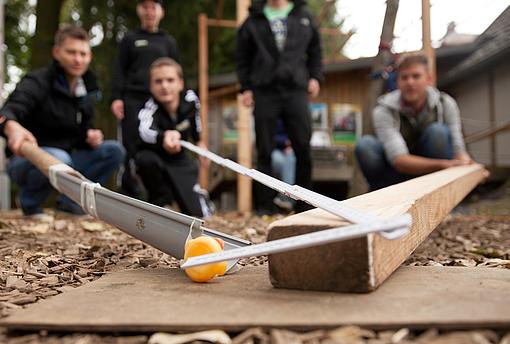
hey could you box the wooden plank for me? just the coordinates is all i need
[268,164,487,292]
[2,266,509,332]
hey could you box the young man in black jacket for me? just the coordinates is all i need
[236,0,323,214]
[111,0,179,198]
[0,25,125,217]
[135,58,210,217]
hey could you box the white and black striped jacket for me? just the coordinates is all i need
[137,90,201,160]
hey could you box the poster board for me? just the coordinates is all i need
[331,103,361,144]
[222,100,238,143]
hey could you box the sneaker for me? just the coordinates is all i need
[24,212,54,222]
[16,195,45,217]
[273,196,294,211]
[55,201,86,216]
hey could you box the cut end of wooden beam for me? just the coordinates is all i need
[268,164,488,293]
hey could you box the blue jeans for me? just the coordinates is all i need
[355,123,453,191]
[271,148,296,204]
[7,141,125,215]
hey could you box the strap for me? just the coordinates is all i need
[48,163,74,192]
[80,181,102,218]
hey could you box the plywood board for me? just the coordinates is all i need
[2,265,509,332]
[268,164,487,292]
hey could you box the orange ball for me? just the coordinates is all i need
[184,236,227,282]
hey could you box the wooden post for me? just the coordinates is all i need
[198,13,209,189]
[422,0,436,85]
[236,0,252,213]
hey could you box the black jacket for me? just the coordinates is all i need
[111,29,179,100]
[137,90,201,161]
[0,61,99,154]
[236,0,323,92]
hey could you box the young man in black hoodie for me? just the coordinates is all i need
[236,0,323,214]
[110,0,179,198]
[135,58,211,217]
[0,25,125,217]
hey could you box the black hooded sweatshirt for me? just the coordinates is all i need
[236,0,323,92]
[0,61,99,154]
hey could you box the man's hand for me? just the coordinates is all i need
[438,158,470,170]
[240,90,254,107]
[4,120,37,156]
[86,129,104,149]
[111,99,125,120]
[454,151,474,164]
[308,78,320,98]
[197,141,210,168]
[163,130,182,154]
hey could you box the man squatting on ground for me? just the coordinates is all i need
[355,53,473,191]
[0,25,125,217]
[111,0,179,197]
[135,58,211,218]
[236,0,323,214]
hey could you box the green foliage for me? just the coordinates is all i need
[4,0,35,84]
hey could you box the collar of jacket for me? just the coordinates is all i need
[136,28,166,35]
[153,90,195,117]
[250,0,305,16]
[50,60,99,98]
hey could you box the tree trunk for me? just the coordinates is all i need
[350,0,399,198]
[362,0,399,135]
[31,0,64,69]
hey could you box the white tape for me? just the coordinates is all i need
[80,181,102,218]
[48,164,74,192]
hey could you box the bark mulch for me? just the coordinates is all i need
[0,193,508,343]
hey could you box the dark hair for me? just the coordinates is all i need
[54,25,89,47]
[150,57,183,79]
[397,53,429,72]
[137,0,163,5]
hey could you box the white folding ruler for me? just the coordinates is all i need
[180,140,411,268]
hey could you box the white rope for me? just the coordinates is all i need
[48,164,74,192]
[80,181,102,218]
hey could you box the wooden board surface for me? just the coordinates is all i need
[2,265,509,332]
[268,164,487,292]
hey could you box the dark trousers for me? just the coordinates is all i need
[355,123,454,191]
[253,88,312,210]
[7,142,125,215]
[120,92,151,196]
[135,150,204,217]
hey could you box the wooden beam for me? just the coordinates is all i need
[236,0,252,213]
[198,13,209,189]
[207,18,237,29]
[209,84,240,99]
[268,164,487,293]
[464,118,510,144]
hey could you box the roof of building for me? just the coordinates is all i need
[202,42,476,90]
[440,5,510,87]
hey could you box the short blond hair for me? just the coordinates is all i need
[150,57,183,80]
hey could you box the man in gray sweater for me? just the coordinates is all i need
[355,53,472,190]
